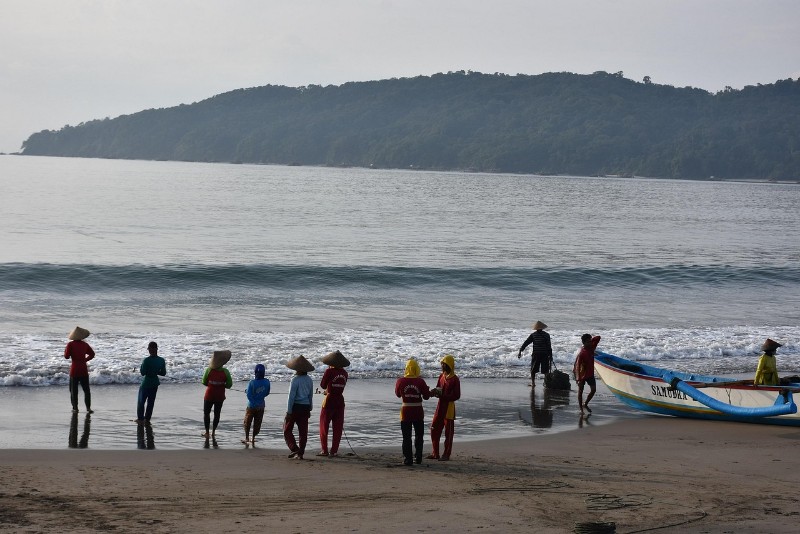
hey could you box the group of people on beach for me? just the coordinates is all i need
[515,321,787,414]
[517,320,601,415]
[64,322,786,460]
[64,326,461,464]
[198,348,463,463]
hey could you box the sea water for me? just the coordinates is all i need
[1,155,798,448]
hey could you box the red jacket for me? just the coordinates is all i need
[320,367,348,410]
[64,340,95,377]
[433,373,461,421]
[574,336,601,381]
[395,376,431,422]
[202,367,232,402]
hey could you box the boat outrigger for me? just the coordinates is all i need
[594,351,800,426]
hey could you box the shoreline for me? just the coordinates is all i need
[1,417,797,533]
[7,153,800,185]
[0,378,638,450]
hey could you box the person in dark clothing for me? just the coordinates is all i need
[137,341,167,423]
[65,326,95,413]
[518,320,552,387]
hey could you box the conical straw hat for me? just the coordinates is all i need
[286,355,314,373]
[68,326,90,341]
[762,338,782,352]
[321,350,350,368]
[532,321,548,330]
[209,350,232,369]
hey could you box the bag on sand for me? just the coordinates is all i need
[544,358,571,390]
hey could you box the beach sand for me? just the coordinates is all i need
[2,416,798,533]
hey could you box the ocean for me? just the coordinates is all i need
[1,155,798,448]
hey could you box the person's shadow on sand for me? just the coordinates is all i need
[68,412,90,448]
[137,422,156,449]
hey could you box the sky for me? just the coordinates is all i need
[1,0,799,153]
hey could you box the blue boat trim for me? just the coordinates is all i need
[663,372,797,417]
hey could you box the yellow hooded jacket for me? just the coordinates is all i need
[405,359,421,378]
[754,353,779,386]
[435,355,461,420]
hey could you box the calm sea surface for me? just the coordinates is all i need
[1,155,798,386]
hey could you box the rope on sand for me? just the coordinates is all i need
[341,428,361,458]
[621,509,708,534]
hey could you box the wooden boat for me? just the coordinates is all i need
[594,351,800,426]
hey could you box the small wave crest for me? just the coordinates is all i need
[2,262,798,294]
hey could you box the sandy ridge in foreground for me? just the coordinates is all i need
[1,417,798,533]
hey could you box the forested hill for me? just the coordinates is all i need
[20,71,800,180]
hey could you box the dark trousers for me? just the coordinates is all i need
[69,375,91,410]
[284,404,311,456]
[531,357,551,381]
[203,399,224,433]
[137,386,159,421]
[401,420,424,463]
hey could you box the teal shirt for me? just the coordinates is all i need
[140,355,167,388]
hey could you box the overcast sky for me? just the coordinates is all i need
[1,0,798,153]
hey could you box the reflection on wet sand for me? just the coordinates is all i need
[578,413,593,428]
[68,412,90,448]
[531,388,571,429]
[136,422,155,449]
[0,379,636,450]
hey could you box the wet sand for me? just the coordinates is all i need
[0,379,636,449]
[1,379,798,532]
[2,416,799,532]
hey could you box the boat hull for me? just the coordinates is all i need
[594,351,800,426]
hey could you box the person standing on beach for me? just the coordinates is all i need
[284,355,314,459]
[243,363,271,445]
[573,334,601,415]
[754,338,782,386]
[518,321,553,387]
[137,341,167,423]
[202,350,233,438]
[427,354,461,461]
[65,326,95,413]
[317,350,349,457]
[395,358,431,465]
